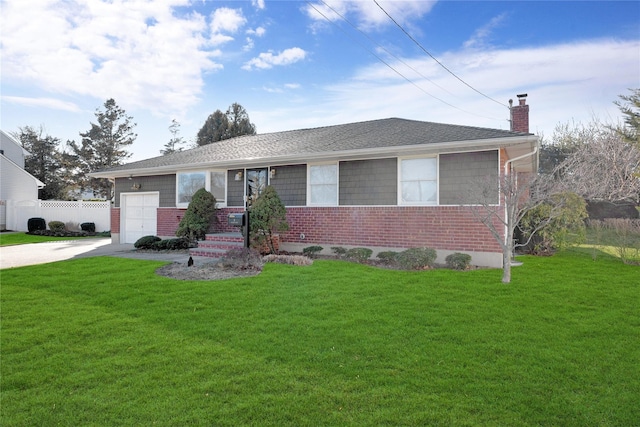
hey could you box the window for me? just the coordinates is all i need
[177,172,206,206]
[176,171,227,208]
[399,157,437,204]
[210,171,226,205]
[308,164,337,205]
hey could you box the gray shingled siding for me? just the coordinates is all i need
[339,158,397,205]
[439,151,499,205]
[227,169,245,207]
[114,175,176,207]
[270,164,307,206]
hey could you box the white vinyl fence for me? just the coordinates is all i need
[4,200,110,232]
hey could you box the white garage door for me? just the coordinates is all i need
[121,192,159,244]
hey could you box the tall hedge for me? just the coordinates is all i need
[176,188,217,241]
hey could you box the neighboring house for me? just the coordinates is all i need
[92,95,537,267]
[0,130,45,230]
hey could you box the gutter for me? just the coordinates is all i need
[502,144,539,249]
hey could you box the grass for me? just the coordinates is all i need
[1,249,639,426]
[0,232,109,246]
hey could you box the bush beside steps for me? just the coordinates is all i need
[134,235,192,251]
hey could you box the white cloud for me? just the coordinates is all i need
[0,0,220,117]
[247,26,267,37]
[305,0,437,31]
[242,47,307,70]
[463,13,508,50]
[210,7,246,45]
[2,96,81,112]
[252,0,266,10]
[244,26,266,51]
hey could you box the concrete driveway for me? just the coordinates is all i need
[0,238,199,269]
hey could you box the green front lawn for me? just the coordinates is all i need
[1,250,638,426]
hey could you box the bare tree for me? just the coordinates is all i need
[469,172,563,283]
[555,125,640,204]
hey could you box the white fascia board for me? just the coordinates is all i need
[91,135,538,179]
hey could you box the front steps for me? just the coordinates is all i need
[189,232,244,258]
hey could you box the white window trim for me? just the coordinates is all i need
[307,162,339,206]
[176,170,228,208]
[397,155,439,206]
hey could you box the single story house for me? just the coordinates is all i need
[92,95,537,267]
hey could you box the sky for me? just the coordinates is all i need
[1,0,639,162]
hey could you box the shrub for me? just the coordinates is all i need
[151,237,191,251]
[80,222,96,233]
[331,246,347,257]
[249,186,289,254]
[219,247,264,270]
[263,254,313,266]
[48,221,66,232]
[345,247,373,263]
[377,251,399,265]
[134,235,161,249]
[176,188,217,242]
[302,245,323,258]
[518,192,588,254]
[397,247,437,270]
[27,218,46,233]
[445,252,472,270]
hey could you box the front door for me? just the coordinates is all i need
[246,168,267,208]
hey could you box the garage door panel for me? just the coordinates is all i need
[122,192,159,244]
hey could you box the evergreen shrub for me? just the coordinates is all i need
[445,252,472,270]
[345,247,373,263]
[48,221,66,232]
[134,235,161,249]
[377,251,399,264]
[397,247,437,270]
[176,188,217,242]
[302,246,323,258]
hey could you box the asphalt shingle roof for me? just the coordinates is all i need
[97,117,530,174]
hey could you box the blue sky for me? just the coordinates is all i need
[1,0,639,161]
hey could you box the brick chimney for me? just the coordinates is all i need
[509,93,529,133]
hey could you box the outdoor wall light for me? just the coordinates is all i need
[131,183,142,190]
[128,175,133,180]
[270,168,276,178]
[235,171,243,181]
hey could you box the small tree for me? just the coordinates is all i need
[160,119,186,155]
[249,186,289,254]
[175,188,216,242]
[469,172,564,283]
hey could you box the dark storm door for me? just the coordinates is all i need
[246,168,268,208]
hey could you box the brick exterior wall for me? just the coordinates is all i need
[157,208,186,237]
[111,207,120,233]
[211,205,504,253]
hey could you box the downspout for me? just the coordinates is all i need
[503,145,538,257]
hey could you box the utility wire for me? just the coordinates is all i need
[372,0,509,109]
[318,0,454,97]
[306,1,504,121]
